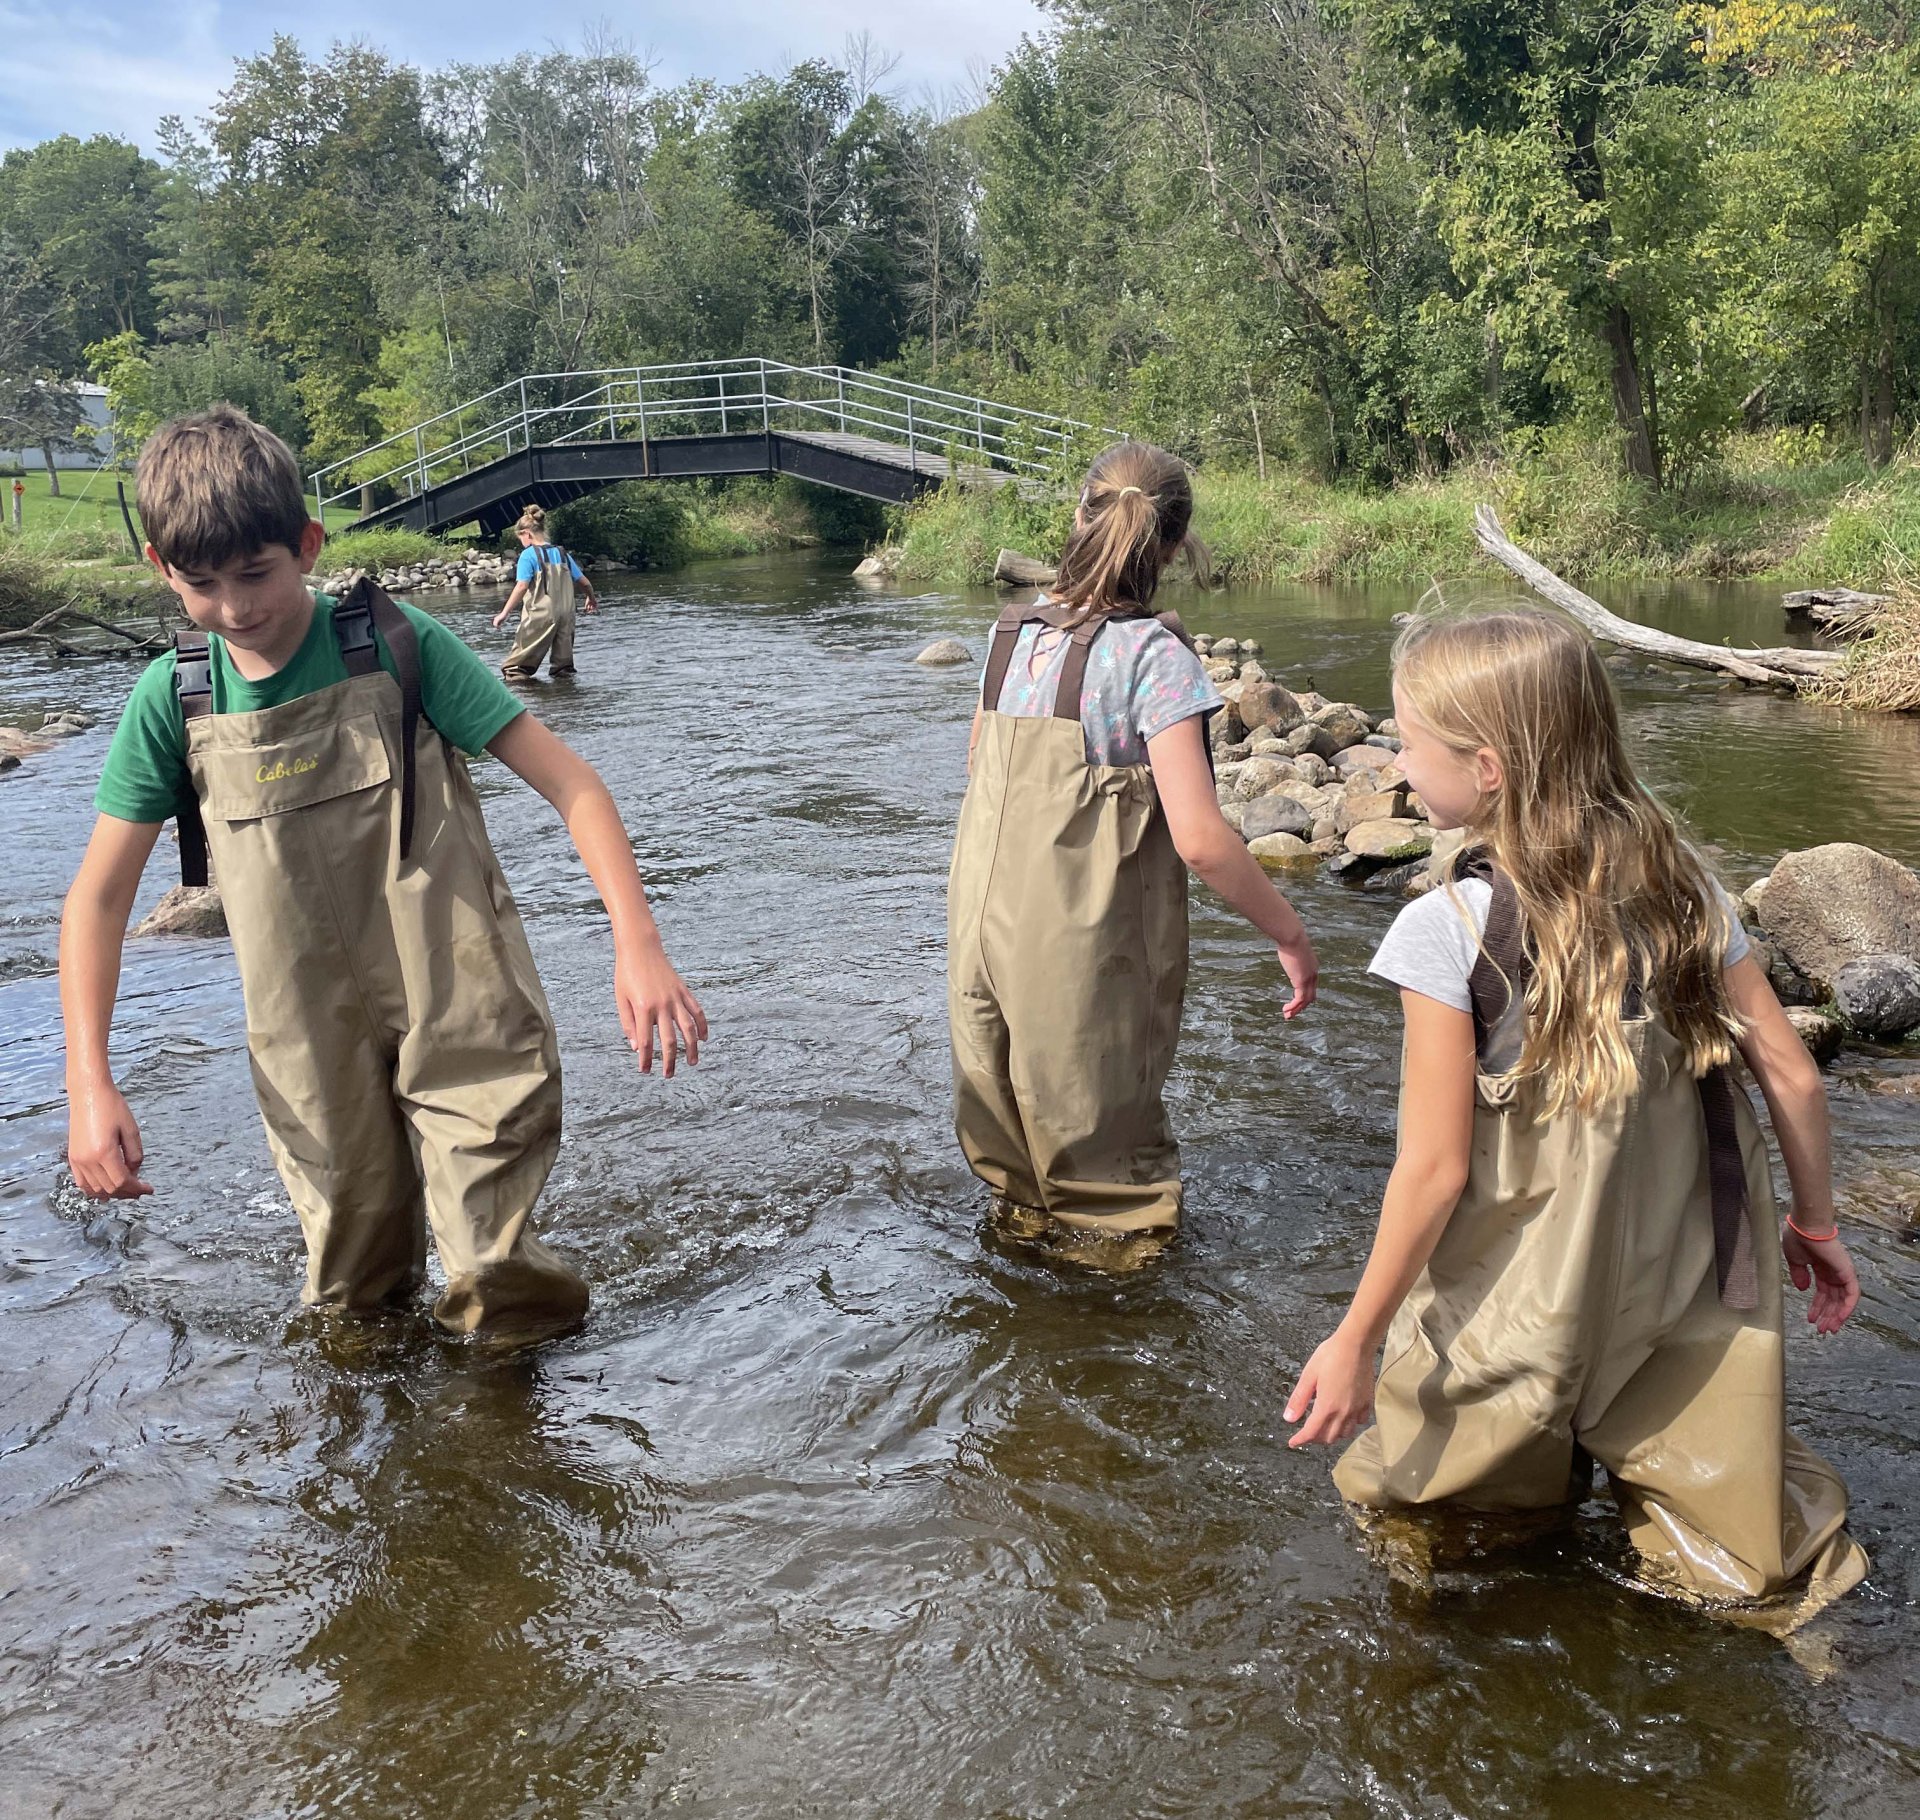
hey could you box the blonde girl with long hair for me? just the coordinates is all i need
[1285,608,1867,1618]
[948,441,1318,1250]
[493,503,598,679]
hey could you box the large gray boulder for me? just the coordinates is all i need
[134,884,228,938]
[1749,844,1920,988]
[1238,680,1305,735]
[1346,819,1435,862]
[913,638,973,666]
[1832,955,1920,1041]
[1242,795,1316,842]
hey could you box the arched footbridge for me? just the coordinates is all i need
[314,359,1120,536]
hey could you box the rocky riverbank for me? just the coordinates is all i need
[314,551,519,596]
[1194,629,1448,893]
[1194,629,1920,1061]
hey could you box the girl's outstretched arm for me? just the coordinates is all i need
[1725,955,1859,1333]
[488,712,708,1077]
[1286,990,1476,1446]
[492,578,528,629]
[1148,716,1318,1015]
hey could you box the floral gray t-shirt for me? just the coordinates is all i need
[981,614,1221,766]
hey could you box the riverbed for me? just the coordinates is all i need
[2,555,1916,1817]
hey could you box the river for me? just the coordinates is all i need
[2,554,1916,1817]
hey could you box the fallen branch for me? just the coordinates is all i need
[1473,505,1841,688]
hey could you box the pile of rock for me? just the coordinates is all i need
[1741,843,1920,1057]
[315,551,518,597]
[1199,632,1441,892]
[0,708,98,775]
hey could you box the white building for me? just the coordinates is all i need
[0,381,114,469]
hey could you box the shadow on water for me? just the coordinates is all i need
[1,554,1916,1816]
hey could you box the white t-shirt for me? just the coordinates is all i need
[1371,876,1751,1062]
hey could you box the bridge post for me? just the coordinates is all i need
[637,375,648,444]
[720,370,728,435]
[414,426,427,498]
[518,377,529,452]
[760,358,770,435]
[837,371,846,432]
[907,397,916,473]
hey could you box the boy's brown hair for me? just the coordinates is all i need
[137,403,312,570]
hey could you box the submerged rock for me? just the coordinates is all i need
[914,638,974,667]
[1248,831,1314,868]
[1785,1006,1846,1066]
[1749,843,1920,988]
[1832,955,1920,1041]
[1346,819,1435,862]
[134,884,227,938]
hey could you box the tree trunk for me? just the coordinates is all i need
[1863,308,1895,468]
[1603,303,1660,485]
[41,445,60,498]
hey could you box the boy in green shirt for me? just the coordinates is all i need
[63,404,705,1343]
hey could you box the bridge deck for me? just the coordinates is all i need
[346,426,1033,537]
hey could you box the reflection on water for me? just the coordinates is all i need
[2,556,1915,1817]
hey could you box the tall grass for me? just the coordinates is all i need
[888,434,1920,590]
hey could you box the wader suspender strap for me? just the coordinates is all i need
[1461,854,1758,1311]
[335,577,425,862]
[172,629,212,887]
[979,602,1119,718]
[172,585,427,879]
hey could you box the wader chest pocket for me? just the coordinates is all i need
[201,713,393,822]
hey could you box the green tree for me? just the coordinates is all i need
[1359,0,1701,484]
[0,134,159,371]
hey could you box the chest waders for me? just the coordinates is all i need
[1334,861,1866,1621]
[503,543,577,679]
[947,603,1194,1235]
[172,582,588,1342]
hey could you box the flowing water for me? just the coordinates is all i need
[2,556,1917,1818]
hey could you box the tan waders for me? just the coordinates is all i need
[503,543,577,679]
[947,604,1195,1236]
[172,584,588,1342]
[1334,861,1867,1621]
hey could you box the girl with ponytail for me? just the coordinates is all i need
[948,441,1318,1253]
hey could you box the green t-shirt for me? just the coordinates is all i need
[94,593,526,824]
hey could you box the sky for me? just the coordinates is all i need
[0,2,1052,153]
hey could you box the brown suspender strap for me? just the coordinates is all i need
[337,578,425,863]
[1697,1066,1759,1309]
[1051,612,1111,723]
[171,629,212,888]
[1460,853,1756,1310]
[1463,852,1525,1054]
[979,603,1031,711]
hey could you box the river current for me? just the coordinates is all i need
[1,555,1916,1817]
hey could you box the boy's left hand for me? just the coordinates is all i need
[615,946,709,1078]
[1284,1330,1376,1448]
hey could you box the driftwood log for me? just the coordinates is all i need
[1784,587,1889,638]
[993,547,1058,588]
[1473,505,1841,690]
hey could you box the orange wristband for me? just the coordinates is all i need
[1785,1213,1840,1244]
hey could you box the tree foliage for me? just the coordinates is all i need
[10,9,1915,495]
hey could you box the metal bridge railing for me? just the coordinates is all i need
[310,358,1123,521]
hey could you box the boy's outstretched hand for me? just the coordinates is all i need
[1783,1222,1860,1335]
[615,944,708,1078]
[68,1081,153,1200]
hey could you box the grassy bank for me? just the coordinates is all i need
[889,436,1920,590]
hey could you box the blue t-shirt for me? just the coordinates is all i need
[517,543,586,585]
[982,613,1220,765]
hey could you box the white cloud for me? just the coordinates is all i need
[0,1,1049,153]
